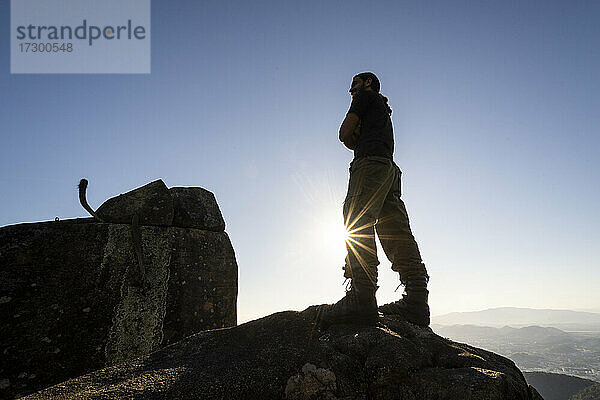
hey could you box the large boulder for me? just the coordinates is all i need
[23,311,544,400]
[0,184,236,399]
[93,180,226,231]
[96,180,174,226]
[169,187,226,231]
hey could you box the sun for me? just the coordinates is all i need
[315,214,350,254]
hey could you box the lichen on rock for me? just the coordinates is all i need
[285,363,337,400]
[104,225,172,365]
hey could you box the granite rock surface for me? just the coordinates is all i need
[0,182,236,400]
[23,310,544,400]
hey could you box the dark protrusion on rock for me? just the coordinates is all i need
[78,178,104,222]
[130,213,146,286]
[170,187,226,231]
[96,180,174,226]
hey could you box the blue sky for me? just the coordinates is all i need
[1,0,599,322]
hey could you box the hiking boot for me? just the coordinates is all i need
[318,281,378,327]
[379,299,430,327]
[379,274,430,327]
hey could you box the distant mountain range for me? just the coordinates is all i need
[432,324,573,343]
[431,316,600,383]
[432,307,600,331]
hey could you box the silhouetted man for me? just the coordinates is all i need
[321,72,430,327]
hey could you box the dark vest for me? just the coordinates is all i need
[347,90,394,160]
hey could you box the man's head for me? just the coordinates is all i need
[350,72,381,96]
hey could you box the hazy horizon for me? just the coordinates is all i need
[2,0,599,323]
[434,306,600,316]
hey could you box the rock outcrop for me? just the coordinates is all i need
[94,180,226,231]
[0,181,237,399]
[23,311,544,400]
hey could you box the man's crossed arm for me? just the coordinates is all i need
[339,112,360,150]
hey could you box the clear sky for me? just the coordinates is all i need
[1,0,599,323]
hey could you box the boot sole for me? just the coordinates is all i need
[381,315,429,327]
[379,307,430,327]
[316,308,379,327]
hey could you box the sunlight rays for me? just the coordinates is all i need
[345,239,378,287]
[289,166,402,292]
[341,167,400,289]
[346,236,377,256]
[343,168,395,231]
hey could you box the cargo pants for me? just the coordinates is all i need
[342,156,428,288]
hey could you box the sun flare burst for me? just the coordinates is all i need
[316,216,350,254]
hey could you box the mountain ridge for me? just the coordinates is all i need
[433,307,600,329]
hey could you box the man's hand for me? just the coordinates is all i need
[352,121,361,138]
[339,112,360,150]
[342,122,360,150]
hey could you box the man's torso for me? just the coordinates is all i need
[347,90,394,160]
